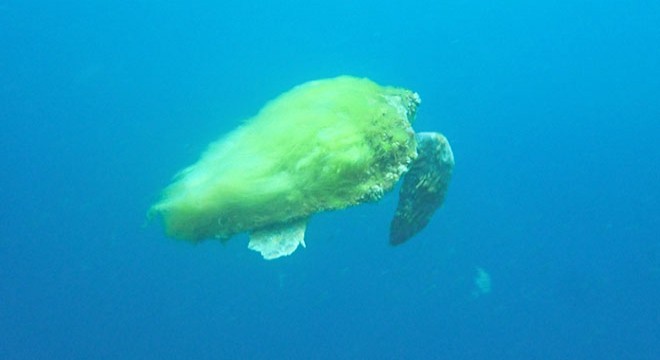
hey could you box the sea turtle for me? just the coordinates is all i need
[150,76,454,259]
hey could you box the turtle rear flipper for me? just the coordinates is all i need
[390,132,454,245]
[248,218,308,259]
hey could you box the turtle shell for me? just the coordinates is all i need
[151,76,420,242]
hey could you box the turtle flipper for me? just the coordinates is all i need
[248,218,308,259]
[390,132,454,245]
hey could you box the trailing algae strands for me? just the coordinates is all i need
[151,76,453,259]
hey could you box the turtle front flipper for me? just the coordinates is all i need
[248,218,308,259]
[390,132,454,245]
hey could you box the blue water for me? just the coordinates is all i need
[2,1,659,359]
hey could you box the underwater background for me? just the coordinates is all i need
[1,1,659,359]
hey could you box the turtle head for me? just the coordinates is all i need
[404,92,422,122]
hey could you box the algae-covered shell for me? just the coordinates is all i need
[151,76,420,242]
[151,76,453,259]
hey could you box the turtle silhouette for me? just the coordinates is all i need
[151,76,454,259]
